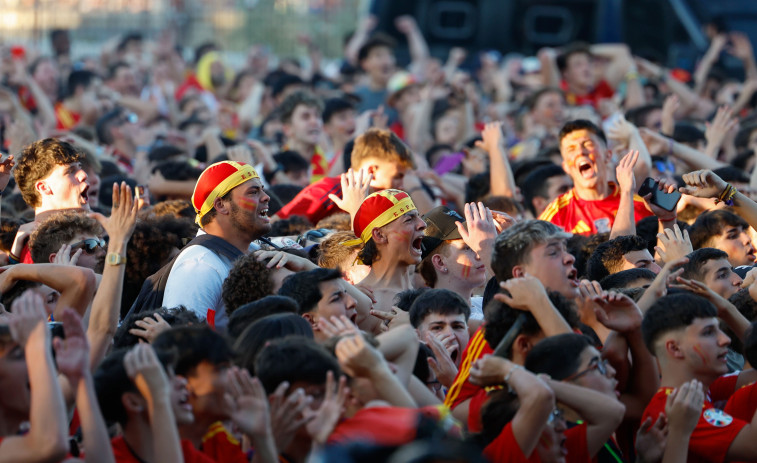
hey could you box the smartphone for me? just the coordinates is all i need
[135,185,145,201]
[48,322,65,339]
[638,177,681,211]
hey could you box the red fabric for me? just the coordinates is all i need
[54,102,80,130]
[111,436,215,463]
[444,327,493,412]
[642,385,745,463]
[725,381,757,421]
[483,422,541,463]
[20,243,34,264]
[192,161,253,213]
[561,79,615,109]
[389,121,405,141]
[564,423,590,463]
[200,422,248,463]
[274,176,342,224]
[176,74,204,102]
[709,373,739,404]
[467,388,490,433]
[538,184,653,236]
[327,406,442,446]
[309,146,329,184]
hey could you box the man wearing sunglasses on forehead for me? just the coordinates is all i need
[29,212,107,272]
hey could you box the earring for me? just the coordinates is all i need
[442,268,448,273]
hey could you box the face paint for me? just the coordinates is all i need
[237,197,257,211]
[693,344,708,366]
[461,263,471,279]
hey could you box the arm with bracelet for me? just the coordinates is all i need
[679,170,757,230]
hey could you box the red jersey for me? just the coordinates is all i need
[724,381,757,422]
[309,146,329,184]
[200,422,248,463]
[538,183,653,235]
[561,79,615,109]
[483,422,541,463]
[274,176,342,224]
[111,436,215,463]
[328,406,457,446]
[641,376,744,463]
[444,327,493,416]
[55,102,80,130]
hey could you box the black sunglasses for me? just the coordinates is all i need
[70,238,106,255]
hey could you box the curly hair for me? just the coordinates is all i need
[150,199,196,220]
[277,90,323,124]
[222,254,275,315]
[15,138,81,208]
[0,218,22,252]
[317,231,362,270]
[357,237,380,265]
[112,305,201,349]
[315,213,352,231]
[29,211,103,263]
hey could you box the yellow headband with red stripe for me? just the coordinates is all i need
[192,161,259,225]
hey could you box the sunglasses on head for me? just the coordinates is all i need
[70,238,106,254]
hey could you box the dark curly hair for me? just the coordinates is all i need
[150,199,196,220]
[15,138,81,208]
[357,238,379,265]
[0,218,22,252]
[112,305,201,348]
[29,211,103,264]
[222,254,274,315]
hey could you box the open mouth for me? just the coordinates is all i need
[577,160,594,179]
[258,207,270,222]
[80,186,89,203]
[718,351,728,363]
[350,313,358,325]
[411,237,423,255]
[567,269,579,286]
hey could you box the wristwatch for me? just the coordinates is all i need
[106,252,127,266]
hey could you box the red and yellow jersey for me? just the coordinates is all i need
[538,183,653,236]
[55,102,80,130]
[642,376,743,463]
[274,176,342,224]
[444,327,493,412]
[561,79,615,109]
[309,146,329,184]
[201,422,248,463]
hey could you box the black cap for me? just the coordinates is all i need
[421,206,467,260]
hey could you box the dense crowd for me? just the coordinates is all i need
[4,13,757,463]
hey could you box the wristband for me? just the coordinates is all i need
[715,183,737,206]
[504,364,523,392]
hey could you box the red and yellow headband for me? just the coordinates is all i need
[343,189,417,246]
[192,161,259,225]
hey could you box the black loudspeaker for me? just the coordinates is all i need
[510,0,603,54]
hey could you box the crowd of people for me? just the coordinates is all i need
[4,12,757,463]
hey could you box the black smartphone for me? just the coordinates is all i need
[48,321,65,339]
[638,177,681,211]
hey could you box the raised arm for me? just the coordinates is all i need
[476,121,517,199]
[495,276,572,336]
[0,293,68,463]
[0,263,96,318]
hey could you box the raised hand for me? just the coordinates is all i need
[327,168,373,218]
[495,275,549,312]
[474,121,504,155]
[679,169,728,199]
[369,306,409,330]
[469,354,510,386]
[8,291,48,348]
[128,313,172,343]
[225,367,272,438]
[304,370,349,445]
[661,94,680,135]
[616,150,639,194]
[92,182,139,246]
[705,106,738,157]
[606,115,637,146]
[53,243,82,266]
[456,202,497,258]
[655,224,693,264]
[672,276,735,317]
[423,331,457,388]
[335,333,385,378]
[592,291,643,334]
[642,178,680,222]
[318,315,360,339]
[52,307,89,387]
[268,382,313,451]
[665,380,704,436]
[0,152,15,192]
[634,414,667,463]
[123,343,171,404]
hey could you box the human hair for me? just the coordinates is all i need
[408,289,471,327]
[680,248,730,281]
[94,347,175,426]
[317,231,362,270]
[484,290,578,358]
[277,267,343,314]
[521,164,567,216]
[744,321,757,368]
[0,218,21,253]
[357,34,396,64]
[273,150,309,174]
[689,210,750,250]
[585,235,649,281]
[525,87,564,112]
[148,145,185,163]
[268,215,312,237]
[465,173,490,204]
[15,138,81,208]
[417,241,451,288]
[673,122,705,145]
[481,196,524,218]
[525,333,592,380]
[323,97,355,124]
[357,238,380,266]
[112,306,200,349]
[491,220,569,282]
[725,288,757,355]
[270,73,304,100]
[234,314,314,375]
[394,287,431,312]
[228,295,300,341]
[712,166,749,184]
[555,42,592,73]
[222,254,274,315]
[152,326,234,376]
[599,268,657,290]
[642,293,717,355]
[65,70,98,99]
[150,199,196,220]
[624,104,662,128]
[107,61,131,81]
[95,108,124,145]
[152,161,203,182]
[254,336,342,393]
[315,213,352,231]
[350,128,415,170]
[277,90,323,125]
[1,280,42,309]
[559,119,607,146]
[28,211,103,263]
[735,123,757,150]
